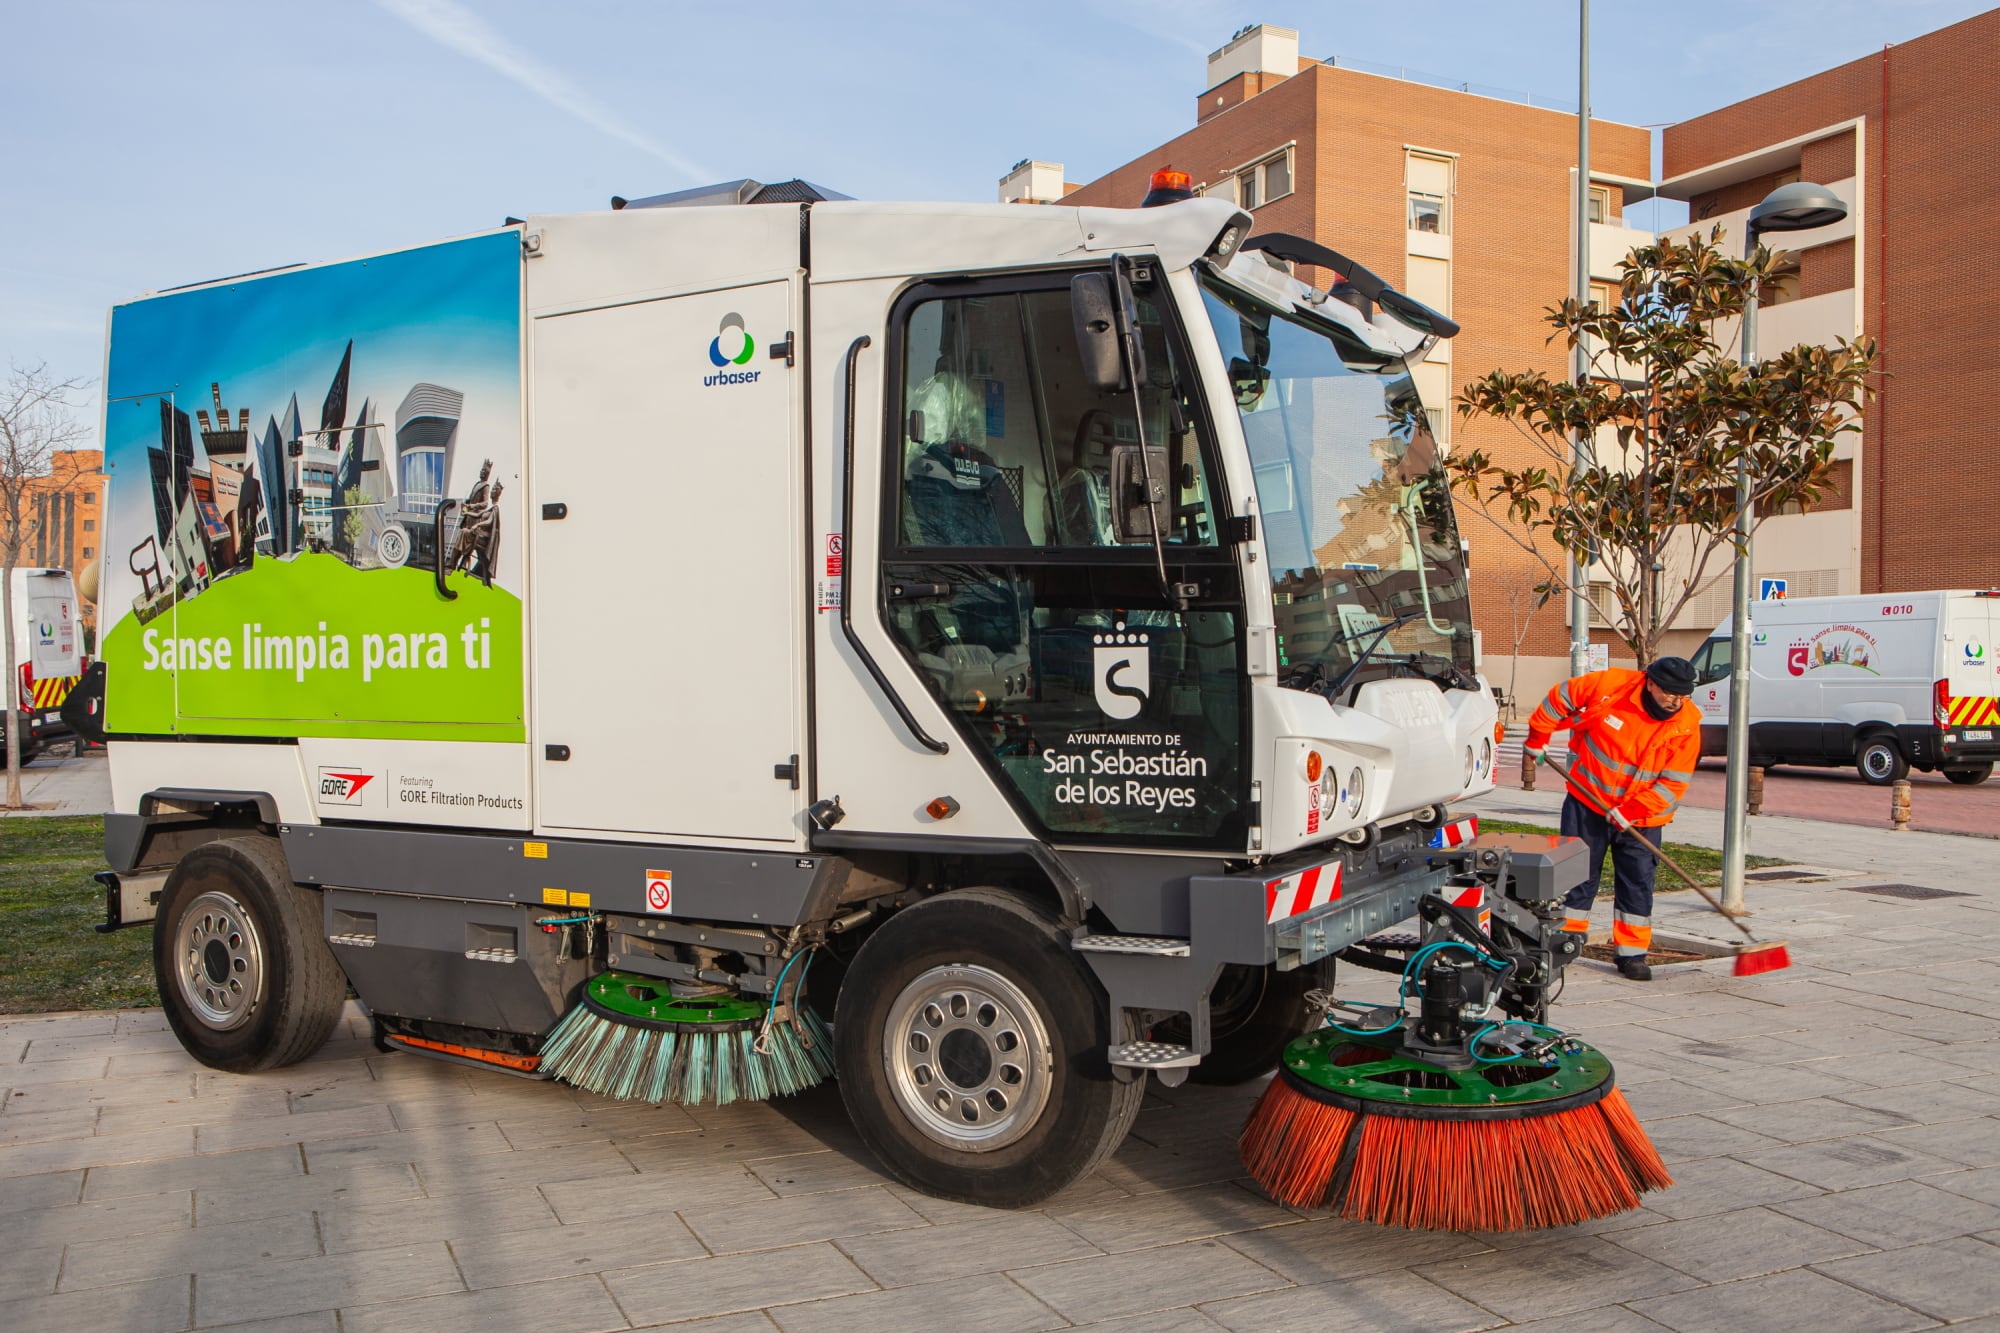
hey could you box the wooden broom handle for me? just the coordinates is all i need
[1542,753,1758,940]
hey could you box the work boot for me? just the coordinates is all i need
[1615,954,1653,982]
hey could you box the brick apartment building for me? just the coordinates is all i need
[1661,7,2000,606]
[1001,24,1653,704]
[23,448,106,633]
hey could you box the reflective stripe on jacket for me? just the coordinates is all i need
[1526,667,1700,828]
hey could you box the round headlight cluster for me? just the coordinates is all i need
[1345,767,1365,818]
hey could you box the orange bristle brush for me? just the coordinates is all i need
[1240,1029,1672,1230]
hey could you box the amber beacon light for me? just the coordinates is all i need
[1142,168,1195,207]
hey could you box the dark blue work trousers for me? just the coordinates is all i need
[1560,795,1663,957]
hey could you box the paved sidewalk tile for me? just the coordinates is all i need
[1200,1268,1500,1332]
[1049,1182,1295,1253]
[1775,1179,2000,1247]
[316,1183,560,1253]
[604,1242,876,1325]
[1813,1236,2000,1322]
[681,1184,928,1254]
[3,1274,193,1333]
[1219,1218,1488,1285]
[58,1212,322,1291]
[1604,1206,1875,1283]
[1628,1266,1937,1332]
[192,1241,465,1326]
[1007,1239,1290,1324]
[1415,1236,1698,1323]
[341,1272,628,1333]
[833,1210,1101,1288]
[0,1241,64,1301]
[1740,1137,1965,1191]
[771,1271,1065,1333]
[450,1214,706,1289]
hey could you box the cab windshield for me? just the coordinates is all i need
[1199,274,1476,691]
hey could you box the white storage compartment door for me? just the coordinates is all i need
[530,280,802,842]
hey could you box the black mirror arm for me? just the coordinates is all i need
[1240,233,1461,339]
[1114,254,1180,611]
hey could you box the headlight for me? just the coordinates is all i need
[1479,737,1493,776]
[1464,746,1477,785]
[1345,767,1364,818]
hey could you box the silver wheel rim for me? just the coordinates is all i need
[883,964,1054,1152]
[1863,746,1895,779]
[174,889,264,1031]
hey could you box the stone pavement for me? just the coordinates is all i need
[7,810,2000,1328]
[0,746,109,817]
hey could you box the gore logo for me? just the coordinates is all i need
[317,768,376,804]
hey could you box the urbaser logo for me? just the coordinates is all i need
[317,767,377,805]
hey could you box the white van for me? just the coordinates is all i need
[5,566,83,761]
[1691,590,2000,785]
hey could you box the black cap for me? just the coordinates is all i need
[1646,656,1697,696]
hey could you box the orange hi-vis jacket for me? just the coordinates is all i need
[1525,668,1701,828]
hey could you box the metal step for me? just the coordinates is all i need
[463,947,519,964]
[327,933,377,949]
[1072,934,1192,957]
[1107,1040,1200,1069]
[1356,932,1421,952]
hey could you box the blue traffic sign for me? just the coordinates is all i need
[1759,578,1788,600]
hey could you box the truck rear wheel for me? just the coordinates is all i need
[1945,764,1993,786]
[834,888,1143,1208]
[154,836,347,1073]
[1857,736,1908,785]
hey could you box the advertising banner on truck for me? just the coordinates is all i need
[100,231,524,743]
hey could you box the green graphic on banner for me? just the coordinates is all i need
[102,553,523,742]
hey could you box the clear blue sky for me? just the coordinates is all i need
[7,0,1989,425]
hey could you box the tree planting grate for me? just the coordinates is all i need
[1840,883,1973,901]
[1747,869,1826,882]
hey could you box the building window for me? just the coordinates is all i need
[83,546,94,558]
[1406,152,1453,235]
[82,518,95,532]
[1217,146,1293,210]
[83,492,96,504]
[1586,185,1613,225]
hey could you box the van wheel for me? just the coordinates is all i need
[1945,764,1993,786]
[1856,737,1908,786]
[154,836,347,1073]
[834,888,1143,1209]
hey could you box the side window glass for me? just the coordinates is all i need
[897,287,1218,550]
[1694,639,1731,685]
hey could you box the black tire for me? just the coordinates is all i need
[834,888,1143,1209]
[1945,764,1993,786]
[1856,736,1908,786]
[153,836,346,1073]
[1155,963,1323,1086]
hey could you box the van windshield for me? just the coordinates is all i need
[1198,275,1475,689]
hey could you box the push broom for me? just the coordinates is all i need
[539,950,833,1107]
[1543,754,1791,977]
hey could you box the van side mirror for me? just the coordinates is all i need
[1109,445,1171,543]
[1071,273,1126,392]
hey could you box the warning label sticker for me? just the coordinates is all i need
[644,870,673,914]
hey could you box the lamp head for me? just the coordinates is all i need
[1748,181,1848,235]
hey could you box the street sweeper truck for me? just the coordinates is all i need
[83,175,1665,1218]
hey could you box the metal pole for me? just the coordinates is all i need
[1720,227,1760,914]
[1568,0,1593,678]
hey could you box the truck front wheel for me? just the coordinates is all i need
[834,888,1143,1208]
[154,836,347,1073]
[1856,736,1908,785]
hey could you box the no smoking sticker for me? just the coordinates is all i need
[644,870,673,914]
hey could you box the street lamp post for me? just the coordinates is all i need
[1570,0,1593,679]
[1720,181,1850,914]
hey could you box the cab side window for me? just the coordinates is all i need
[897,289,1217,550]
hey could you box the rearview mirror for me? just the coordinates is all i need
[1109,445,1171,543]
[1071,273,1125,393]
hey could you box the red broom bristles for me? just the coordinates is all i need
[1733,941,1792,977]
[1239,1078,1674,1231]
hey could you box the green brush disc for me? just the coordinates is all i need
[581,971,767,1031]
[1277,1027,1616,1120]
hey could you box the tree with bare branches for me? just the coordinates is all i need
[1451,228,1876,667]
[2,364,91,808]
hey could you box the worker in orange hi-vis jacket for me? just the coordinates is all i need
[1524,658,1702,981]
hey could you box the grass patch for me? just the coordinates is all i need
[1477,817,1788,890]
[0,815,156,1014]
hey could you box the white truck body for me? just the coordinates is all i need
[87,189,1565,1206]
[1693,589,2000,781]
[6,566,83,754]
